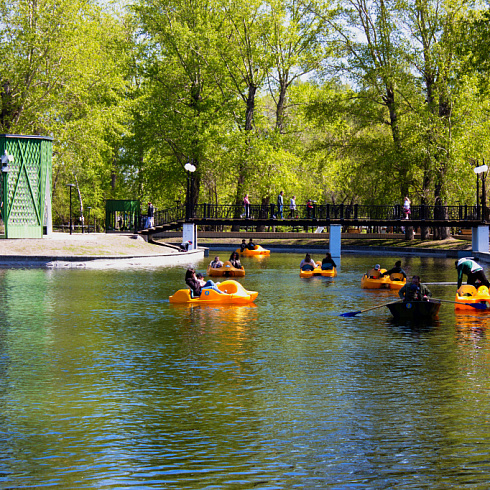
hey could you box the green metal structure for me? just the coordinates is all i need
[105,199,140,232]
[0,134,53,238]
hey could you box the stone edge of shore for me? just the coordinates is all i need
[0,248,206,268]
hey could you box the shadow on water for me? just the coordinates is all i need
[386,316,441,335]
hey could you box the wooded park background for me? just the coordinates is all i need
[1,0,489,233]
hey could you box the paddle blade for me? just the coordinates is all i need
[340,311,361,317]
[467,302,488,310]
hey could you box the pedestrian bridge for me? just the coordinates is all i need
[139,203,487,233]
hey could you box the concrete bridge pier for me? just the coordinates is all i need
[472,225,489,253]
[329,224,341,264]
[183,223,197,250]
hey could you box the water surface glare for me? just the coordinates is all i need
[1,253,490,488]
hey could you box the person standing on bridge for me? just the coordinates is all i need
[147,202,154,228]
[306,199,314,219]
[277,191,284,219]
[455,258,490,289]
[243,194,251,218]
[403,196,411,219]
[289,196,296,218]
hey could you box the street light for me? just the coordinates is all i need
[474,164,488,220]
[87,207,92,233]
[184,161,196,221]
[66,184,75,234]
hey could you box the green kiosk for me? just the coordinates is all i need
[105,200,140,233]
[0,134,53,238]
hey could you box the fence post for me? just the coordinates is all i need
[340,204,344,219]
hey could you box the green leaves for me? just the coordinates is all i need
[2,0,490,227]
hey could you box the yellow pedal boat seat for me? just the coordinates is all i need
[457,284,477,297]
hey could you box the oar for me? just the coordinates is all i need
[340,300,402,317]
[424,282,458,286]
[436,298,488,310]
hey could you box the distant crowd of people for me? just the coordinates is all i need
[241,193,412,221]
[145,194,413,226]
[242,192,317,219]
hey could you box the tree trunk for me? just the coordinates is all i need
[420,173,431,240]
[433,192,451,240]
[276,79,287,133]
[0,80,16,131]
[232,85,256,231]
[256,196,270,232]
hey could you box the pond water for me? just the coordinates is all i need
[1,252,490,489]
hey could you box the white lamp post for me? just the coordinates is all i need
[184,162,196,221]
[474,164,488,220]
[66,184,75,234]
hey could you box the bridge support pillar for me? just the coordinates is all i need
[472,225,489,253]
[183,223,197,250]
[329,224,341,261]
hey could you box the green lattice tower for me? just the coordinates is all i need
[0,134,53,238]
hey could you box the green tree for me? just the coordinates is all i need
[131,0,236,210]
[0,0,131,227]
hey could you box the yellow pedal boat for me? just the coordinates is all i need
[300,261,337,278]
[169,279,258,304]
[236,245,270,256]
[206,261,245,277]
[455,284,490,310]
[361,270,406,290]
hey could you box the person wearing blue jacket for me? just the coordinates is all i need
[455,258,490,289]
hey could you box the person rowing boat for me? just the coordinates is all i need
[398,275,431,301]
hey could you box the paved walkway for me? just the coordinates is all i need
[0,233,205,268]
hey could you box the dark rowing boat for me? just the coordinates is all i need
[386,300,441,321]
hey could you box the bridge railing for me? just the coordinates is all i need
[191,203,482,221]
[138,203,484,229]
[139,206,184,229]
